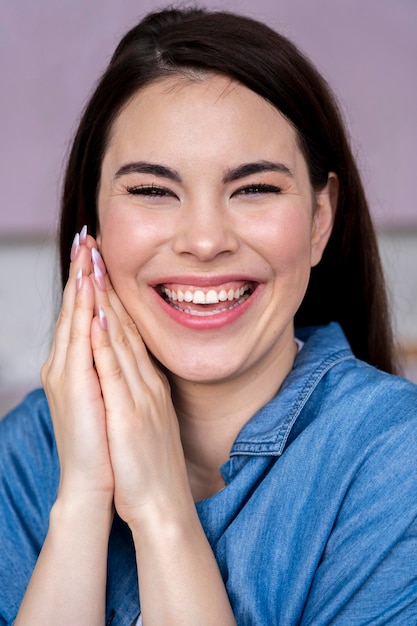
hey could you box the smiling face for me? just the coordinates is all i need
[97,74,335,388]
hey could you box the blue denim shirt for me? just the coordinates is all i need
[1,323,417,625]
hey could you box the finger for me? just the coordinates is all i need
[89,248,153,367]
[92,300,152,395]
[91,312,140,417]
[91,307,173,472]
[92,273,159,387]
[47,231,97,371]
[49,236,95,367]
[64,272,97,376]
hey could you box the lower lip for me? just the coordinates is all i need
[151,285,262,330]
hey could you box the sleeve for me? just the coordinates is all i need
[300,387,417,625]
[0,389,59,625]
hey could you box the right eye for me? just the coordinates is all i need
[126,184,174,197]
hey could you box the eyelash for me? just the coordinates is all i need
[233,183,282,196]
[126,184,173,197]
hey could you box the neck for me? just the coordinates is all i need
[169,334,298,501]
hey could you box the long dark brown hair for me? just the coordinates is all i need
[59,7,395,373]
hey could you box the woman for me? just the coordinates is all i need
[1,7,416,625]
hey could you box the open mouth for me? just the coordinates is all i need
[158,282,256,317]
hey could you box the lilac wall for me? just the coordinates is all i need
[1,0,416,236]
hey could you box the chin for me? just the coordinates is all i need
[162,355,245,385]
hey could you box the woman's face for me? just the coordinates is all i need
[97,74,334,385]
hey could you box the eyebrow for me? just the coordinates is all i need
[223,160,293,183]
[114,162,181,182]
[114,159,292,183]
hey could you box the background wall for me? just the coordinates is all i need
[1,0,416,414]
[1,0,416,237]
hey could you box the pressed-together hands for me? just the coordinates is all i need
[16,227,236,625]
[41,228,114,507]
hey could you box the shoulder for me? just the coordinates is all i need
[1,387,50,422]
[0,387,58,509]
[287,324,417,458]
[0,389,58,623]
[322,355,417,432]
[300,357,417,533]
[290,325,417,491]
[300,364,417,624]
[309,349,417,460]
[296,323,417,426]
[0,388,54,453]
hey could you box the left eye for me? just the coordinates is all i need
[233,183,282,196]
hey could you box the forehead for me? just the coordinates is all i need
[112,73,296,133]
[103,74,302,171]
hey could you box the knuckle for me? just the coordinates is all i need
[123,316,138,335]
[103,362,125,384]
[68,327,81,343]
[114,329,130,350]
[57,306,69,326]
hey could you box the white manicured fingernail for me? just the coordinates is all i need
[91,247,106,275]
[99,306,107,331]
[94,262,106,291]
[70,233,80,262]
[79,225,88,243]
[76,268,83,291]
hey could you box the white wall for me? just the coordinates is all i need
[0,240,57,414]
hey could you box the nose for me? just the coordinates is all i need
[171,201,239,261]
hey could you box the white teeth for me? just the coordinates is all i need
[162,283,252,306]
[206,289,219,304]
[218,289,228,302]
[193,290,206,304]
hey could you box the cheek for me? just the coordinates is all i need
[99,212,152,281]
[253,212,313,275]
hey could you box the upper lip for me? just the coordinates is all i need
[150,274,260,288]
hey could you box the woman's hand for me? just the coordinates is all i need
[16,230,114,625]
[41,229,114,506]
[89,247,192,529]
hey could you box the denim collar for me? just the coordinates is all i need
[229,322,353,457]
